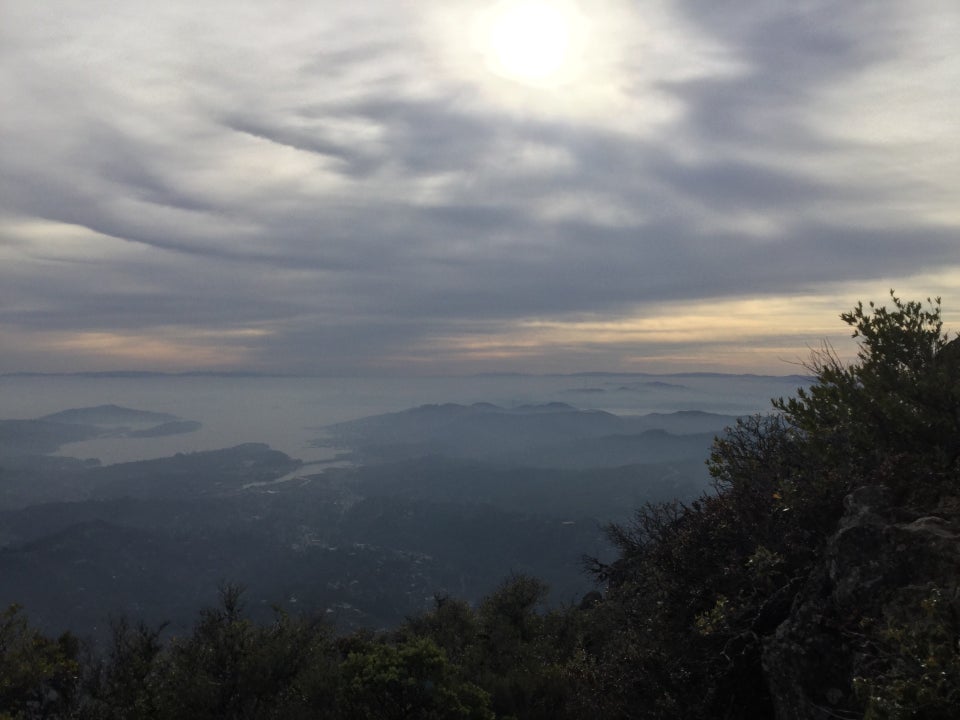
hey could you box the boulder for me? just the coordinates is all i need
[762,486,960,719]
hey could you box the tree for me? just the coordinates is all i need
[80,616,166,720]
[159,584,336,720]
[337,636,493,720]
[585,292,960,719]
[0,604,80,719]
[775,291,959,500]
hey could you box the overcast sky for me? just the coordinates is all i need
[1,0,958,375]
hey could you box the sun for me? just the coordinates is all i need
[485,2,576,85]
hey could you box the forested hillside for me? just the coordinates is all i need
[3,293,958,720]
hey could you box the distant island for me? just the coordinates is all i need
[0,404,202,458]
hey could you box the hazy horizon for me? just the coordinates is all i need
[0,367,815,379]
[0,372,810,464]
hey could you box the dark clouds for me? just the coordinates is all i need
[0,0,957,374]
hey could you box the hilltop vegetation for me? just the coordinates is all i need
[3,293,959,719]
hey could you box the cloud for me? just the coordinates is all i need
[0,0,957,374]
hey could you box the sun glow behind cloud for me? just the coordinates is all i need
[484,1,577,85]
[426,0,740,130]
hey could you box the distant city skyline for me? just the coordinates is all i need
[2,1,958,375]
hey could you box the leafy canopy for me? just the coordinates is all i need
[775,291,959,492]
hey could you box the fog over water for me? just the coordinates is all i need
[1,373,810,464]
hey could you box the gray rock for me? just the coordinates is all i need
[762,485,960,720]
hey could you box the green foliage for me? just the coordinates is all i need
[693,595,732,637]
[583,292,960,718]
[477,574,548,661]
[775,291,959,496]
[469,575,571,720]
[79,616,166,720]
[159,584,337,720]
[854,584,960,720]
[404,594,479,668]
[338,636,493,720]
[402,576,590,720]
[0,604,79,720]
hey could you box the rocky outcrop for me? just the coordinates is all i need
[762,486,960,720]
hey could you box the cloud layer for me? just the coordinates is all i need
[2,0,958,374]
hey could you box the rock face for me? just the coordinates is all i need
[762,486,960,720]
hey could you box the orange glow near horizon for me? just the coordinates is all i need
[418,293,897,374]
[25,328,271,371]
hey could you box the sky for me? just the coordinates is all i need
[1,0,958,376]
